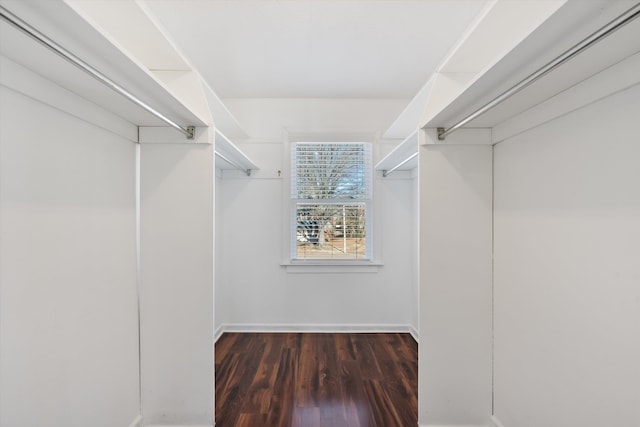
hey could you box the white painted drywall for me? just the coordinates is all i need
[418,140,493,426]
[411,170,420,338]
[215,171,224,337]
[139,142,214,425]
[222,98,409,140]
[0,73,140,427]
[215,140,416,330]
[493,84,640,427]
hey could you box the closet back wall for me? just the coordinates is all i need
[215,141,416,332]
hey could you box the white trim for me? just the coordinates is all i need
[491,415,506,427]
[419,425,491,427]
[282,262,382,274]
[214,325,224,343]
[145,425,211,427]
[139,126,211,144]
[135,141,143,422]
[422,127,492,145]
[127,415,143,427]
[409,325,419,343]
[218,323,415,335]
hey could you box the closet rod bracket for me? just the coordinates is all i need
[437,127,446,141]
[186,126,195,140]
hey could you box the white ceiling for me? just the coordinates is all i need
[143,0,489,99]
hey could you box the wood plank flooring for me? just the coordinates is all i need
[215,333,417,427]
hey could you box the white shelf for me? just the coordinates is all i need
[215,129,257,175]
[0,1,208,129]
[422,2,640,130]
[375,130,419,175]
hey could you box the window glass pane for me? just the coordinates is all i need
[296,203,366,259]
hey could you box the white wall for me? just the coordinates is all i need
[0,59,140,427]
[215,139,417,330]
[214,170,224,338]
[412,169,420,337]
[418,134,493,426]
[493,84,640,427]
[223,98,409,140]
[214,97,419,332]
[139,141,214,426]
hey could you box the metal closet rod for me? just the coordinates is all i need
[382,152,418,177]
[0,5,196,140]
[435,2,640,141]
[215,151,252,176]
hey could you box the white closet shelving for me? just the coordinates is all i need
[375,129,419,176]
[215,129,258,176]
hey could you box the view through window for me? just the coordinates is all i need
[291,142,372,260]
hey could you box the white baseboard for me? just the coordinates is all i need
[491,415,506,427]
[214,325,224,343]
[409,325,419,343]
[128,415,143,427]
[217,323,415,335]
[419,425,491,427]
[145,425,212,427]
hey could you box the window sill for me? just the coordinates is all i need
[281,260,383,274]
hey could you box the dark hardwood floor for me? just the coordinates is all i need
[215,332,417,427]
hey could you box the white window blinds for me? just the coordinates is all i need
[291,143,372,200]
[291,142,372,260]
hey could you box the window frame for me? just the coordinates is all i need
[288,140,375,265]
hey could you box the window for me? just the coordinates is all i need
[291,142,372,260]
